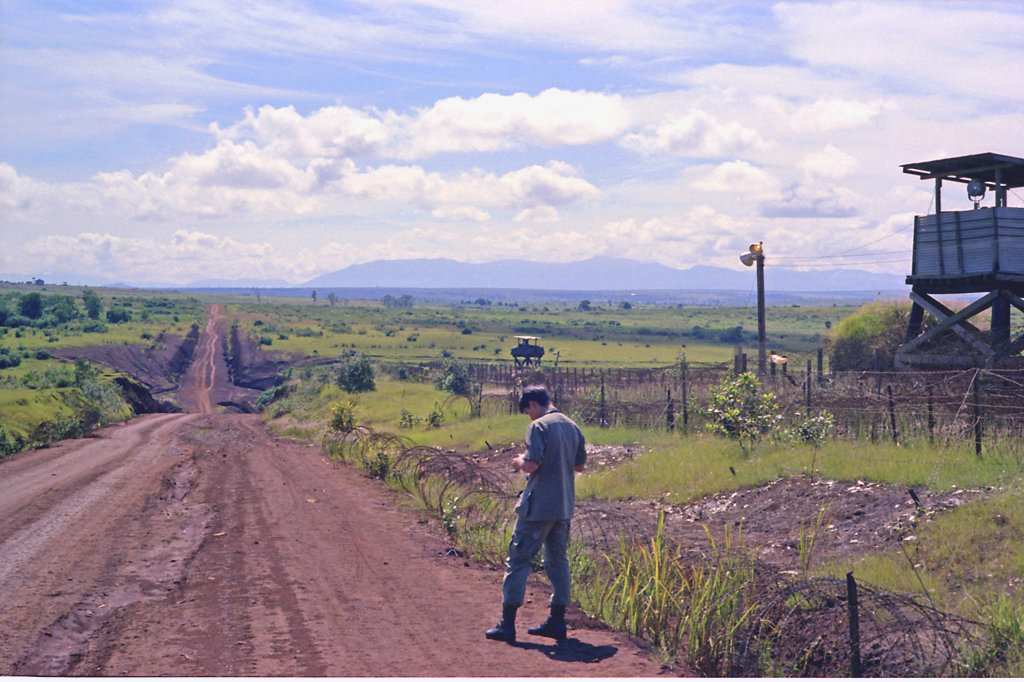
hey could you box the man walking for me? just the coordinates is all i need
[485,385,587,643]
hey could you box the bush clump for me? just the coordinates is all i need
[433,356,476,396]
[335,351,376,393]
[825,300,926,370]
[705,372,782,456]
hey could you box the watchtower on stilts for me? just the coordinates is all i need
[896,152,1024,369]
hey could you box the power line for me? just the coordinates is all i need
[770,257,908,267]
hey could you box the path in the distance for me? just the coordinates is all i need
[0,306,672,676]
[186,303,221,413]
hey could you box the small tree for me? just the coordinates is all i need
[336,351,376,393]
[706,372,782,456]
[433,356,475,396]
[794,410,834,449]
[81,288,102,319]
[19,292,43,319]
[106,307,131,323]
[328,400,358,433]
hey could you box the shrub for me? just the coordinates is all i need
[328,400,358,433]
[256,386,281,410]
[106,307,131,323]
[433,356,475,396]
[74,358,98,386]
[705,372,781,456]
[793,410,834,449]
[424,401,445,428]
[5,315,31,328]
[825,300,931,370]
[81,288,102,319]
[0,347,22,369]
[18,292,43,319]
[335,351,376,393]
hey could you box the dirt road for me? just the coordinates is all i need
[0,308,669,676]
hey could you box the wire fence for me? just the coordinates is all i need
[377,358,1024,461]
[317,417,1011,677]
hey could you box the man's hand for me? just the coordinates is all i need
[511,455,538,474]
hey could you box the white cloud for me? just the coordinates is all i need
[206,90,634,167]
[513,206,559,223]
[19,230,298,282]
[212,105,389,161]
[621,109,769,158]
[774,1,1024,101]
[690,161,782,200]
[432,205,491,222]
[0,163,41,210]
[760,182,861,219]
[801,145,859,180]
[394,89,633,159]
[787,97,897,133]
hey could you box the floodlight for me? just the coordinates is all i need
[739,241,764,267]
[967,178,986,209]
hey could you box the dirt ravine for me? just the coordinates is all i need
[0,307,670,676]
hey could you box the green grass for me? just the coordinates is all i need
[223,298,851,368]
[267,376,527,452]
[827,486,1024,607]
[260,337,1024,675]
[0,387,76,437]
[577,435,1020,505]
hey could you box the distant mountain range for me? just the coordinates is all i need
[4,256,907,295]
[300,256,904,292]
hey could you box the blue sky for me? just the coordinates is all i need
[1,0,1022,286]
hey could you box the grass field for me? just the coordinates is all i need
[224,296,852,367]
[3,283,1020,673]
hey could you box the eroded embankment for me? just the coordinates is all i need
[227,323,288,391]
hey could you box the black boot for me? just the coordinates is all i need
[528,604,567,640]
[485,604,517,642]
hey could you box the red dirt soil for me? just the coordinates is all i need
[0,306,676,677]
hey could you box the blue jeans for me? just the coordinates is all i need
[501,517,572,608]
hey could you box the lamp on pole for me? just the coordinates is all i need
[739,242,766,375]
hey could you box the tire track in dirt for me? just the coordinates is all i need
[188,304,221,414]
[0,413,188,586]
[0,413,205,674]
[1,305,675,676]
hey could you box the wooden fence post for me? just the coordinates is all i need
[817,348,824,385]
[847,572,862,677]
[887,385,898,444]
[680,355,689,430]
[974,371,983,458]
[927,383,935,444]
[806,359,813,412]
[666,389,675,432]
[873,349,883,394]
[600,373,608,428]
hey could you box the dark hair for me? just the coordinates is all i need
[518,385,551,412]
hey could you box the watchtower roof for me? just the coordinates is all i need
[901,152,1024,188]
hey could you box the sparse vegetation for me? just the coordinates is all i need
[4,284,1022,674]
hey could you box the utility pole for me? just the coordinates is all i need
[740,242,766,375]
